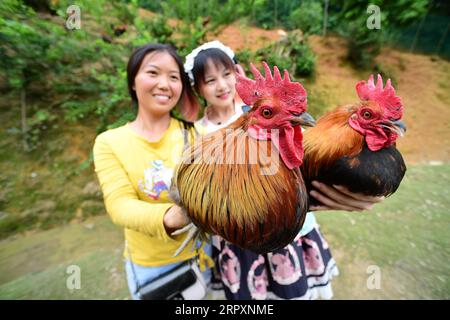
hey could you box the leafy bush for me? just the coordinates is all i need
[174,17,209,56]
[160,0,252,26]
[235,48,254,70]
[330,0,430,69]
[251,0,302,29]
[146,15,173,44]
[256,30,316,78]
[344,17,384,69]
[288,0,323,34]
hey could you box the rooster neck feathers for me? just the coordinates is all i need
[303,104,364,178]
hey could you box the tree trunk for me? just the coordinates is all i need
[435,22,449,55]
[251,0,255,25]
[274,0,278,27]
[323,0,329,36]
[410,2,431,53]
[20,87,29,152]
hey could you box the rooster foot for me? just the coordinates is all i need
[172,223,200,257]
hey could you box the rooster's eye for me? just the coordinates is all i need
[362,111,372,119]
[261,108,273,119]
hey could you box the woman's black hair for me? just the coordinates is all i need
[126,43,199,121]
[191,48,236,93]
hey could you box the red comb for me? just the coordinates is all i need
[235,62,307,112]
[356,74,403,120]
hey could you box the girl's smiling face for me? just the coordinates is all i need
[198,59,236,109]
[133,51,183,116]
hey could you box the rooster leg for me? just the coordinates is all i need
[171,223,200,257]
[171,222,195,236]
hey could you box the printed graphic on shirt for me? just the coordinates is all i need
[138,160,173,200]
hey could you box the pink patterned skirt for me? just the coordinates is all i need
[210,224,339,300]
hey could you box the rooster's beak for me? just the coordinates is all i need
[389,119,407,136]
[290,112,316,127]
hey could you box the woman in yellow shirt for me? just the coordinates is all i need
[93,43,211,299]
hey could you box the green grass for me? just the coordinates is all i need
[0,216,129,299]
[317,163,450,299]
[0,164,448,299]
[0,99,103,239]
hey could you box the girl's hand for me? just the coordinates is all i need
[163,205,191,234]
[309,181,385,212]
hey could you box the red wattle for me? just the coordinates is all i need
[349,118,397,151]
[277,126,304,170]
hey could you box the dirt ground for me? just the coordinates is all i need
[209,20,286,51]
[214,24,450,165]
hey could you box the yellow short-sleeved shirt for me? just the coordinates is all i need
[93,117,197,266]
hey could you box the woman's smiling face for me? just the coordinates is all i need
[133,51,183,116]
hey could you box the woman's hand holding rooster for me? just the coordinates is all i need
[309,181,385,212]
[163,205,191,235]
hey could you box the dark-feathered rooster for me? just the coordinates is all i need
[302,74,406,205]
[171,62,316,255]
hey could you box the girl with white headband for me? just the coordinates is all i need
[184,40,246,134]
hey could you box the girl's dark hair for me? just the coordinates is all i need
[126,43,199,121]
[191,48,236,93]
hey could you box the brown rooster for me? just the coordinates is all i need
[171,62,315,255]
[302,74,407,205]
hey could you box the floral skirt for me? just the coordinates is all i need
[210,224,339,300]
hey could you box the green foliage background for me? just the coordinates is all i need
[0,0,437,141]
[0,0,449,300]
[0,0,447,238]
